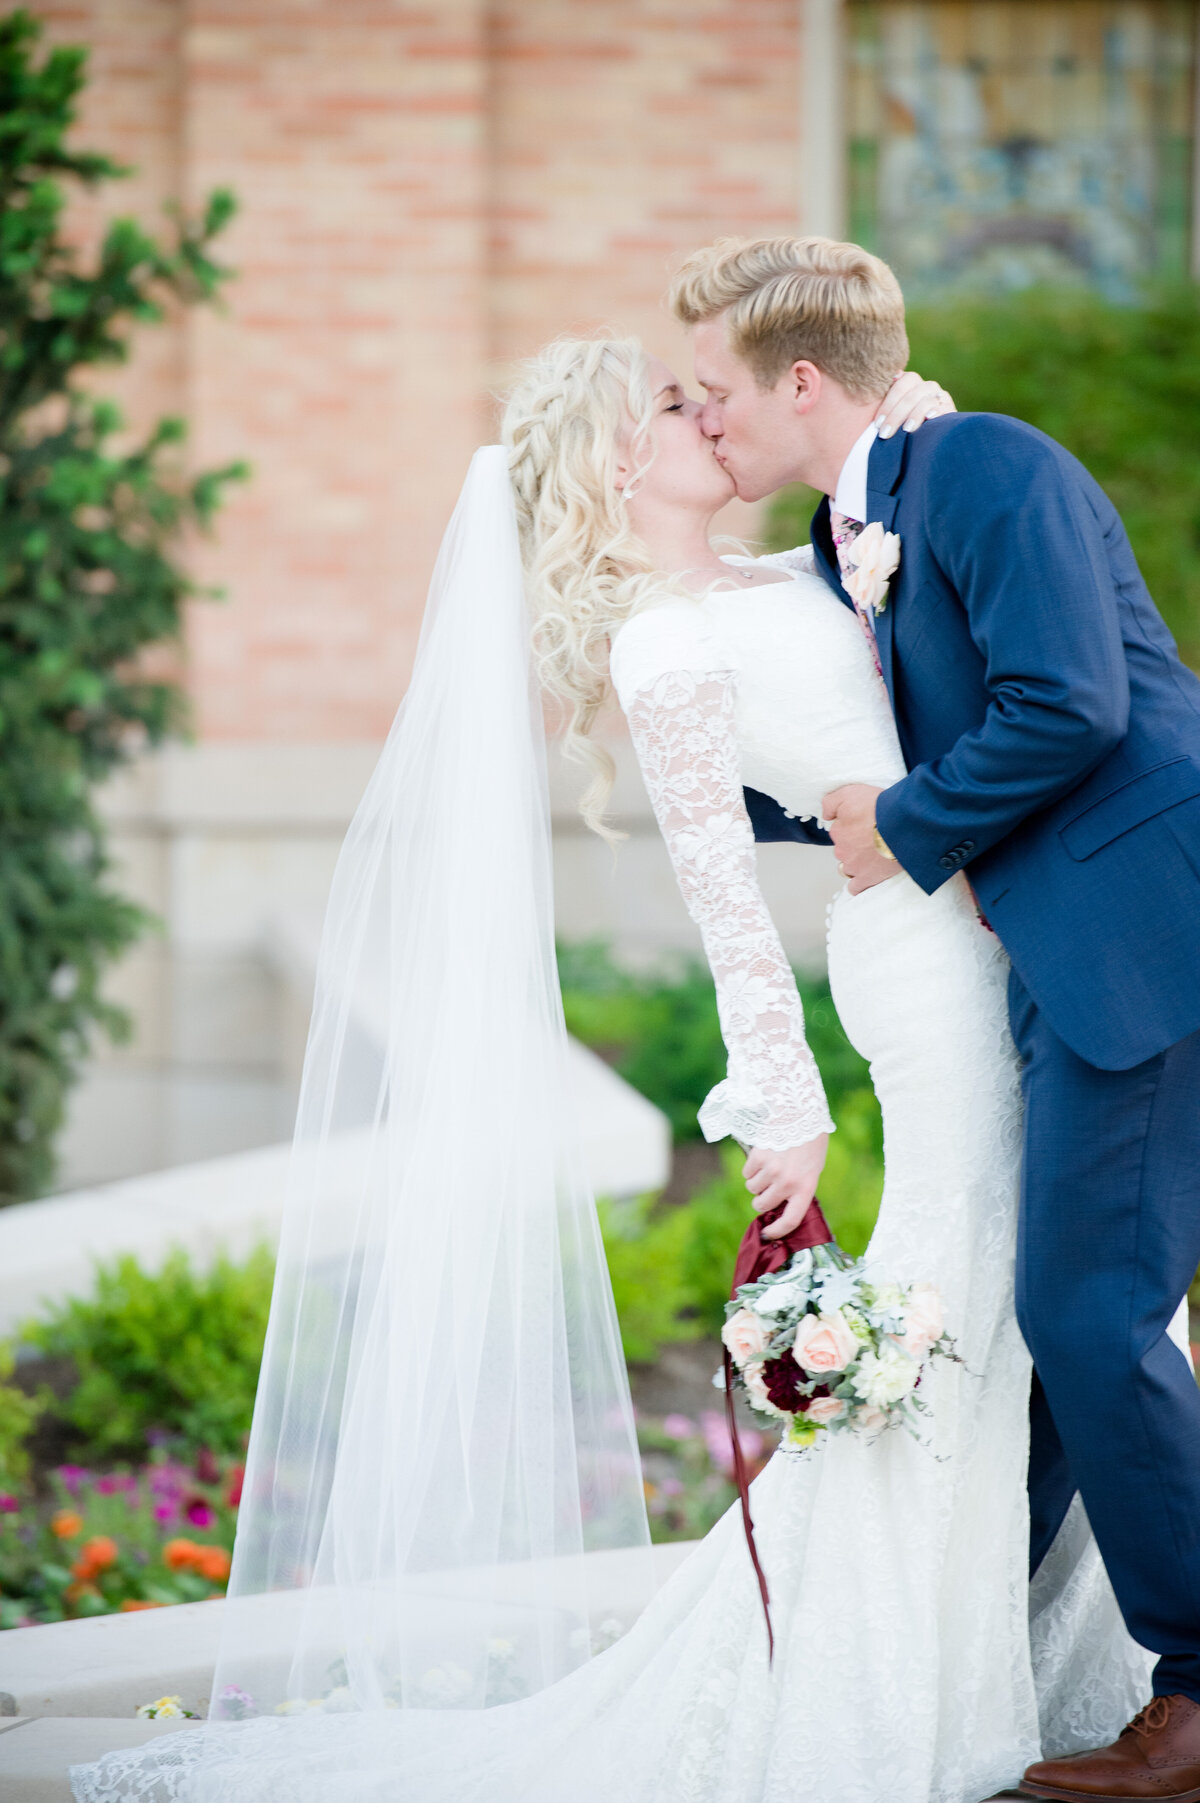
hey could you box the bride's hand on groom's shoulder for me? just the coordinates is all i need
[875,371,955,440]
[744,1135,830,1240]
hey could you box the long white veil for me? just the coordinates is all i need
[207,445,653,1717]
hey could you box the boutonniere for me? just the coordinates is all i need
[843,522,901,617]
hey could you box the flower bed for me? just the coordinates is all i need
[0,1447,240,1627]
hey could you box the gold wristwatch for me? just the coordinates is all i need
[872,826,897,862]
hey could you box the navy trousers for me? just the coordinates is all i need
[1010,968,1200,1704]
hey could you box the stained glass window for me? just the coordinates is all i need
[847,0,1197,297]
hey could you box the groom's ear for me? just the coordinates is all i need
[788,360,822,415]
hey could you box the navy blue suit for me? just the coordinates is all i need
[750,413,1200,1701]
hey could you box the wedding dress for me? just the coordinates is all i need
[72,539,1152,1803]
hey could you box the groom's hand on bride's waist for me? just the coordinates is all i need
[745,1136,830,1240]
[823,783,902,894]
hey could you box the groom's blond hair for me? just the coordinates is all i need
[670,235,908,400]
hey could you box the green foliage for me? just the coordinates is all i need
[597,1196,697,1365]
[0,11,245,1200]
[559,941,879,1148]
[569,942,886,1361]
[22,1245,273,1460]
[766,286,1200,668]
[0,1338,39,1492]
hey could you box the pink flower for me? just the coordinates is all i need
[185,1499,215,1529]
[806,1396,847,1425]
[898,1283,944,1359]
[700,1409,764,1471]
[153,1502,177,1523]
[56,1465,88,1497]
[721,1307,772,1369]
[95,1475,122,1496]
[739,1364,785,1420]
[0,1493,18,1514]
[792,1310,859,1375]
[661,1414,697,1441]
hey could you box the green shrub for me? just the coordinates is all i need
[0,12,245,1201]
[22,1246,273,1461]
[0,1341,40,1493]
[597,1196,697,1366]
[767,287,1200,668]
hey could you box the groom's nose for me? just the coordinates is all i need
[699,401,722,440]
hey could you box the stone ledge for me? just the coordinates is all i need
[0,1716,201,1803]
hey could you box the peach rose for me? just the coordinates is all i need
[741,1362,784,1419]
[806,1395,847,1425]
[792,1310,859,1375]
[843,522,901,616]
[721,1307,772,1369]
[899,1283,944,1359]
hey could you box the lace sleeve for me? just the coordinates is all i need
[624,668,835,1150]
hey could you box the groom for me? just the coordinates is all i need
[670,235,1200,1795]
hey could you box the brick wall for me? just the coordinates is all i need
[29,0,808,742]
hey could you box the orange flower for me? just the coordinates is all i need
[162,1537,201,1571]
[71,1536,118,1581]
[195,1545,231,1584]
[51,1509,83,1539]
[120,1599,164,1613]
[64,1580,100,1606]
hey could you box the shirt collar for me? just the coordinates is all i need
[831,421,878,525]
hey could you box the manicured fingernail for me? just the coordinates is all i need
[879,423,894,438]
[904,419,916,430]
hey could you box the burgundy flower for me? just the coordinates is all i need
[761,1354,831,1416]
[761,1353,806,1413]
[185,1498,216,1529]
[226,1465,244,1509]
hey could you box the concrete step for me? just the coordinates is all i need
[0,1717,201,1802]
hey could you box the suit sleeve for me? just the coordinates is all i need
[874,417,1130,894]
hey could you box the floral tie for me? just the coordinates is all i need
[829,508,883,680]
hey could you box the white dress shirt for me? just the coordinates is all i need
[831,421,878,524]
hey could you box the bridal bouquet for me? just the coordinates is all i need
[721,1242,957,1450]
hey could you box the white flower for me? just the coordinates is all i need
[843,521,901,616]
[719,967,782,1033]
[752,1271,812,1318]
[135,1694,187,1723]
[418,1662,475,1707]
[321,1686,357,1713]
[852,1340,918,1408]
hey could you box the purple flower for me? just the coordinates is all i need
[56,1465,88,1497]
[658,1476,684,1498]
[95,1475,123,1496]
[185,1499,215,1529]
[661,1413,698,1441]
[215,1685,257,1721]
[153,1501,177,1523]
[0,1493,19,1514]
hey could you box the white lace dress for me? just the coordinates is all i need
[71,551,1150,1803]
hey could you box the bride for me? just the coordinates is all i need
[71,341,1150,1803]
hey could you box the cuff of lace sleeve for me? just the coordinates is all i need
[697,1080,835,1151]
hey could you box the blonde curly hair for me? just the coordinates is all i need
[503,335,688,841]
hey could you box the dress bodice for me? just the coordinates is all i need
[610,549,906,830]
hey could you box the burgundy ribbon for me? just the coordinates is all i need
[725,1196,834,1664]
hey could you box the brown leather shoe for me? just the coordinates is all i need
[1020,1697,1200,1802]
